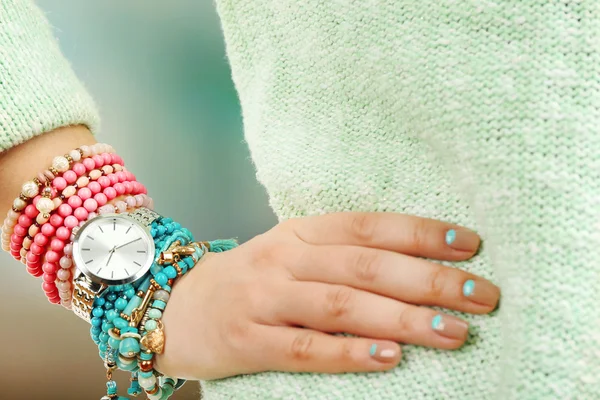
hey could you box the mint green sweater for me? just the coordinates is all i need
[3,1,600,399]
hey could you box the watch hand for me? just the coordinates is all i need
[105,246,116,266]
[115,237,142,250]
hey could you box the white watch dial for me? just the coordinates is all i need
[73,214,155,284]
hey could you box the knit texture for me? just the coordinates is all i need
[0,0,99,152]
[211,0,600,399]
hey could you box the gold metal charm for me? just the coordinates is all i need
[140,321,165,354]
[158,241,201,265]
[129,287,156,328]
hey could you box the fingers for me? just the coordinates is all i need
[252,325,401,373]
[288,244,500,314]
[285,212,480,261]
[273,282,469,350]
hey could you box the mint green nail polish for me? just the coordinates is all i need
[445,229,456,245]
[463,279,475,297]
[369,344,377,356]
[431,314,443,330]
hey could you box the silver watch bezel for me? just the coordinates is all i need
[72,213,156,286]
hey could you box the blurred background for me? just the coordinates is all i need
[1,1,277,398]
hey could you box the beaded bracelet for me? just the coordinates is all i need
[88,214,237,399]
[15,162,145,304]
[1,143,115,253]
[33,175,147,302]
[28,173,145,304]
[16,158,126,265]
[10,155,125,266]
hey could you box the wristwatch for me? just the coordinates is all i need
[71,208,160,322]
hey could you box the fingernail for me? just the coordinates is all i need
[445,228,480,252]
[369,343,399,362]
[431,314,469,341]
[463,279,500,308]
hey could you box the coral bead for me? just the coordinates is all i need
[123,182,133,194]
[78,187,92,200]
[13,224,26,236]
[94,193,108,206]
[10,233,24,245]
[49,214,64,227]
[18,214,32,227]
[98,176,110,188]
[52,177,67,191]
[56,227,70,241]
[114,183,125,195]
[64,216,79,229]
[42,262,58,274]
[30,243,44,255]
[63,170,77,184]
[67,196,82,208]
[46,251,60,263]
[41,223,56,237]
[50,239,64,252]
[42,282,56,292]
[24,205,38,218]
[92,155,104,168]
[83,158,95,171]
[104,187,117,200]
[26,252,39,263]
[74,207,89,221]
[34,233,48,246]
[58,203,73,217]
[84,198,98,212]
[88,181,101,194]
[72,162,86,176]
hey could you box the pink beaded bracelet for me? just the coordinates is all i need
[24,169,146,303]
[1,143,116,253]
[12,156,125,263]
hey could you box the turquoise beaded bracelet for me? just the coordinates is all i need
[90,215,237,399]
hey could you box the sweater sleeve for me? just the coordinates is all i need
[0,0,99,152]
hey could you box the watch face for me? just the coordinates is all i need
[72,214,155,285]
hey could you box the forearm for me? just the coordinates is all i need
[0,125,96,214]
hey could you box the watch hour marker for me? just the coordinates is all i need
[98,226,104,233]
[111,271,114,279]
[136,250,146,254]
[82,248,91,251]
[133,261,141,266]
[113,220,116,231]
[124,268,130,275]
[87,236,95,240]
[85,259,94,264]
[126,225,133,234]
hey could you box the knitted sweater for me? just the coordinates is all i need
[0,0,98,151]
[3,1,599,399]
[208,0,600,399]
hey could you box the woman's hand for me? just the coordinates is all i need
[155,212,500,380]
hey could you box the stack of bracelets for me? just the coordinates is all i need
[1,143,238,399]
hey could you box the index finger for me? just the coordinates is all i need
[285,212,480,261]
